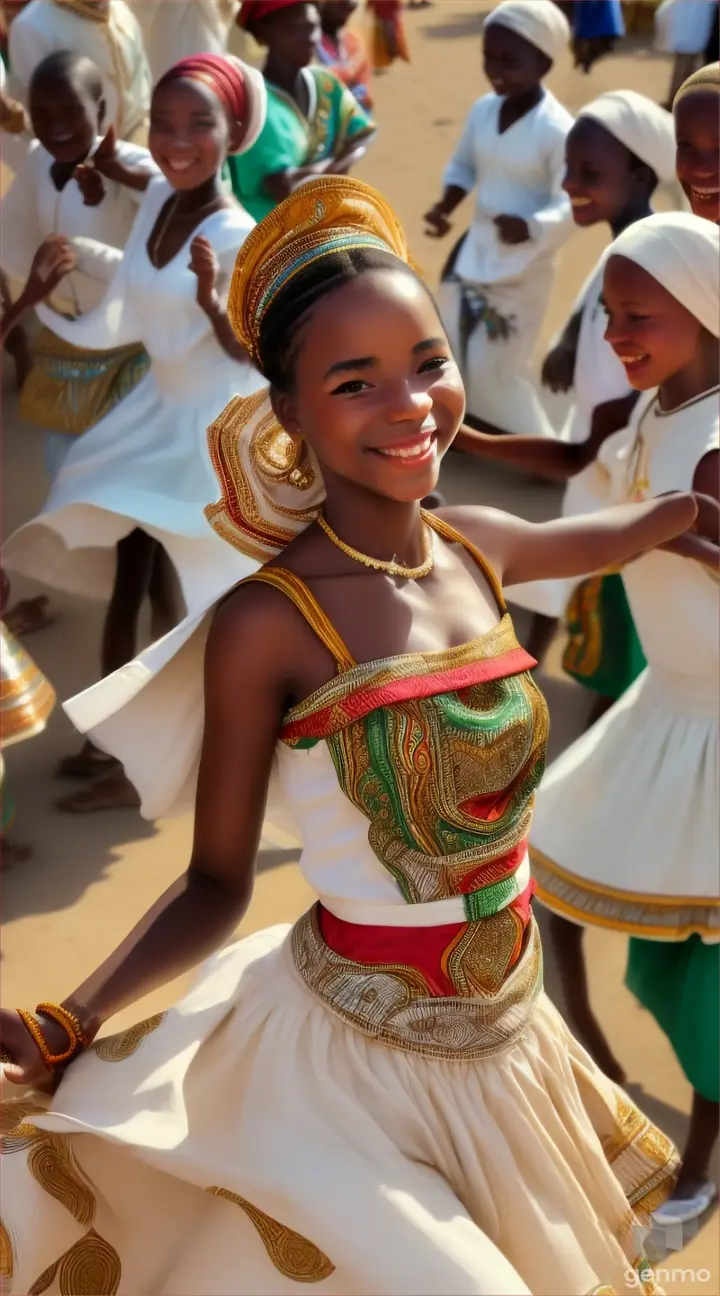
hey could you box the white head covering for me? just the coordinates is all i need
[484,0,570,64]
[578,90,676,185]
[228,56,267,156]
[607,212,720,337]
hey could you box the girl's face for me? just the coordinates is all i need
[483,24,548,99]
[259,3,320,68]
[273,269,465,504]
[674,90,720,223]
[29,74,101,164]
[603,255,705,390]
[149,79,231,191]
[564,118,649,227]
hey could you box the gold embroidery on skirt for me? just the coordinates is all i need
[93,1012,165,1061]
[602,1092,678,1221]
[0,1098,46,1135]
[207,1187,335,1283]
[19,329,149,436]
[292,904,542,1059]
[27,1129,96,1227]
[444,906,524,996]
[29,1259,59,1295]
[55,1229,121,1296]
[0,1217,13,1282]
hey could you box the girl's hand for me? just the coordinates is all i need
[74,161,106,207]
[424,205,452,238]
[542,339,576,393]
[23,235,77,306]
[494,214,530,245]
[189,235,220,315]
[0,1007,72,1087]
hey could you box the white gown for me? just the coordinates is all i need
[3,177,264,614]
[654,0,717,53]
[7,0,151,142]
[132,0,240,79]
[505,262,632,619]
[531,390,720,938]
[436,90,574,438]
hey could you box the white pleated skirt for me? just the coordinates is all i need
[2,920,677,1296]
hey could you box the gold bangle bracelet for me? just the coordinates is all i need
[16,1009,76,1068]
[36,1002,90,1049]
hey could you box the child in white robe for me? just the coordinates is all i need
[424,0,573,438]
[1,51,155,481]
[8,0,151,142]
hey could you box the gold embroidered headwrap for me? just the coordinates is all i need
[206,177,412,560]
[227,175,410,370]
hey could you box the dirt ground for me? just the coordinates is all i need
[2,5,718,1290]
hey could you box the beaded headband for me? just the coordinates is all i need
[227,177,410,369]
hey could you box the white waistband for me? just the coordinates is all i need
[319,853,530,927]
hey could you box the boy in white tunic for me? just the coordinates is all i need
[1,51,155,479]
[8,0,151,142]
[424,0,573,438]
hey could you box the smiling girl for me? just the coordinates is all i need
[673,60,720,222]
[3,53,266,812]
[531,212,719,1227]
[0,178,696,1295]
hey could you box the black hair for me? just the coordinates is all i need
[258,246,423,391]
[29,50,103,103]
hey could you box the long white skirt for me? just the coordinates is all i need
[437,261,555,439]
[2,920,677,1296]
[531,666,720,939]
[3,347,260,614]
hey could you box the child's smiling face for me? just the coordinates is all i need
[674,89,720,223]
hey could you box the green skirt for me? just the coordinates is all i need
[626,935,719,1102]
[563,572,646,700]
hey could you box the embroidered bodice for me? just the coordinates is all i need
[251,516,549,978]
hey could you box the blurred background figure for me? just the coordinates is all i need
[228,0,375,221]
[655,0,719,105]
[572,0,625,72]
[7,0,151,142]
[318,0,373,110]
[132,0,240,81]
[367,0,410,70]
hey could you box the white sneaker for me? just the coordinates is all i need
[652,1181,718,1226]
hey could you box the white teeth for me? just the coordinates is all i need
[692,187,719,198]
[571,197,592,207]
[378,434,434,460]
[168,158,194,171]
[620,354,647,364]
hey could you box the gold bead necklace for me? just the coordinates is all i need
[317,510,435,579]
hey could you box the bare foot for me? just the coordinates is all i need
[4,596,56,637]
[55,772,140,814]
[1,838,33,868]
[56,741,121,780]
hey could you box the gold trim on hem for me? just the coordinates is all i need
[532,848,720,940]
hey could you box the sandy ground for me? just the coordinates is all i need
[1,6,718,1291]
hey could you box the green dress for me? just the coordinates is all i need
[562,571,647,700]
[226,66,374,223]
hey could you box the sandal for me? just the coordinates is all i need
[55,772,141,814]
[56,744,121,780]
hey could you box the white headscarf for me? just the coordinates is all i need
[578,90,676,185]
[607,212,720,337]
[484,0,570,64]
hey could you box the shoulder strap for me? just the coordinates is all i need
[241,568,356,673]
[425,512,507,615]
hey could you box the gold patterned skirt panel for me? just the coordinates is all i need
[290,904,543,1060]
[19,328,150,437]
